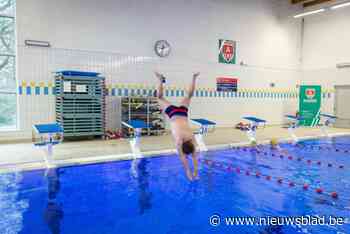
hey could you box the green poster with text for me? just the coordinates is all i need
[299,85,321,126]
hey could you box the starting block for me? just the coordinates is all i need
[320,114,337,138]
[32,123,63,166]
[191,118,216,151]
[122,120,149,177]
[122,120,149,158]
[285,115,303,143]
[242,117,266,143]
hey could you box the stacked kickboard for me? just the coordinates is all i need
[55,71,105,138]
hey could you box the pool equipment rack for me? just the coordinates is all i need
[191,118,216,152]
[32,123,63,166]
[242,116,266,143]
[121,97,165,137]
[55,71,106,139]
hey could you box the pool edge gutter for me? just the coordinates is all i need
[1,132,350,174]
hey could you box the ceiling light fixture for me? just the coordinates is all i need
[330,1,350,10]
[294,8,326,18]
[25,40,51,47]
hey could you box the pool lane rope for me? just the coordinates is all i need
[294,144,350,155]
[199,158,339,200]
[232,147,345,170]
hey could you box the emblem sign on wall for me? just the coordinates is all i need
[218,39,237,64]
[216,77,238,92]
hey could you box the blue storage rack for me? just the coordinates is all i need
[55,71,106,138]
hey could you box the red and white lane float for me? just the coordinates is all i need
[199,158,340,200]
[294,143,350,155]
[232,147,345,170]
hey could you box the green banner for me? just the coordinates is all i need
[299,85,322,126]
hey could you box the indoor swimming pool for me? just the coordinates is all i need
[0,136,349,234]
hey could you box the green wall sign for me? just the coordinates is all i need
[299,85,322,126]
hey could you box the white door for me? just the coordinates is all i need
[334,85,350,128]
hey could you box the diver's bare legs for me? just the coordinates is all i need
[179,153,193,181]
[192,151,199,179]
[155,72,171,110]
[180,72,200,107]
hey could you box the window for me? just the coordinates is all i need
[0,0,16,130]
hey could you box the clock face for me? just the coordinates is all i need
[154,40,171,57]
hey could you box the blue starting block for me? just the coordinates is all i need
[242,116,266,143]
[284,115,302,143]
[243,117,267,124]
[122,120,149,130]
[32,123,63,166]
[320,113,337,120]
[192,118,216,134]
[320,113,337,138]
[191,118,216,151]
[122,120,149,158]
[285,115,299,121]
[122,120,150,177]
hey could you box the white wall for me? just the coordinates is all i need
[11,0,302,136]
[17,0,301,68]
[301,5,350,114]
[302,5,350,70]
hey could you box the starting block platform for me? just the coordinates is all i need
[192,118,216,126]
[122,120,149,158]
[191,118,216,152]
[122,120,150,177]
[320,113,337,138]
[320,114,337,120]
[243,117,267,125]
[285,115,300,121]
[32,123,64,166]
[284,114,303,143]
[192,119,216,133]
[242,116,267,143]
[122,120,149,130]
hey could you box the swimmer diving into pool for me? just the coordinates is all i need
[155,71,200,181]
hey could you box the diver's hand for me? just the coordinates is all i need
[193,72,200,79]
[154,71,163,79]
[155,71,166,83]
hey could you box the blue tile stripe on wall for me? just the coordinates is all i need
[16,85,334,100]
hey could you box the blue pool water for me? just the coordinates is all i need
[1,136,350,234]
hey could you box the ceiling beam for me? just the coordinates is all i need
[291,0,309,4]
[303,0,334,7]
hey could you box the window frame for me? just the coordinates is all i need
[0,3,17,131]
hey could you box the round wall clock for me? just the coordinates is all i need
[154,40,171,57]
